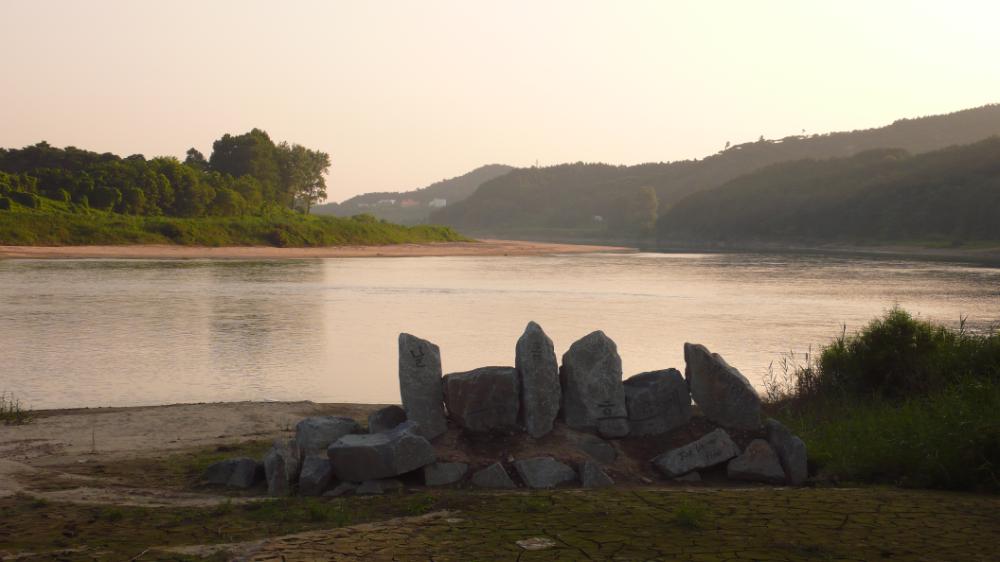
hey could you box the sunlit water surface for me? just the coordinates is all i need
[2,252,998,409]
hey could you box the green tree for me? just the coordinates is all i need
[277,142,331,213]
[208,129,281,204]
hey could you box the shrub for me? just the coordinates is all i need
[9,191,40,209]
[1,392,33,425]
[0,196,11,210]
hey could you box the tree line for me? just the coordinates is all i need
[0,128,330,216]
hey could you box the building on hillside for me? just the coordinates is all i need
[400,199,420,208]
[377,199,397,206]
[428,198,447,208]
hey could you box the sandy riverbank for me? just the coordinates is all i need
[0,239,633,260]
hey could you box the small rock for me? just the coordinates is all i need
[368,405,407,434]
[202,457,261,489]
[516,537,557,551]
[568,432,617,465]
[424,462,469,486]
[651,428,741,478]
[471,462,517,489]
[684,343,761,430]
[327,421,436,482]
[727,439,786,484]
[765,419,808,485]
[674,471,701,483]
[398,333,448,439]
[295,417,360,456]
[513,457,576,489]
[323,482,357,497]
[623,369,691,436]
[263,440,301,497]
[298,456,335,496]
[516,321,561,438]
[443,366,520,432]
[560,331,629,438]
[580,461,614,488]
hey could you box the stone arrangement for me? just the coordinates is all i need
[202,321,809,496]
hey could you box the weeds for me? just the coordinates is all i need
[0,391,33,425]
[672,500,708,529]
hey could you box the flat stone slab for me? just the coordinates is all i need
[295,416,360,456]
[368,405,407,434]
[727,439,786,484]
[765,419,808,485]
[580,461,614,488]
[327,421,435,482]
[513,457,576,489]
[516,321,561,438]
[624,369,692,436]
[685,343,761,430]
[560,330,629,438]
[423,462,469,486]
[443,366,519,432]
[356,479,404,495]
[471,462,516,489]
[651,428,741,478]
[398,333,447,439]
[298,456,335,496]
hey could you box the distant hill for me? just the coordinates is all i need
[431,104,1000,238]
[658,137,1000,245]
[314,164,513,225]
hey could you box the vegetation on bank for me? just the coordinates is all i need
[0,391,32,425]
[0,196,467,247]
[765,308,1000,492]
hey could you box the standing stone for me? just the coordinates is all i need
[423,462,469,486]
[295,416,360,456]
[263,440,301,497]
[580,461,614,488]
[764,419,808,485]
[513,457,577,489]
[651,428,741,478]
[560,331,629,438]
[684,343,761,430]
[516,321,561,439]
[471,462,517,489]
[327,421,436,482]
[443,367,519,432]
[623,369,692,436]
[398,333,447,440]
[368,405,407,434]
[298,456,335,496]
[727,439,786,484]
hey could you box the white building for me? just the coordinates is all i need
[428,198,447,208]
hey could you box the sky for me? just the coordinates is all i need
[2,1,998,202]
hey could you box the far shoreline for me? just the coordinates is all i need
[0,239,636,260]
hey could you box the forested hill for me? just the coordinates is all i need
[313,164,513,225]
[657,137,1000,245]
[430,104,1000,238]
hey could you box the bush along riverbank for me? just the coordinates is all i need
[765,307,1000,492]
[0,195,468,247]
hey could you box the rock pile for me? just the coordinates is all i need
[202,322,809,495]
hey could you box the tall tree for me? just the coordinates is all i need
[208,128,281,204]
[276,142,331,213]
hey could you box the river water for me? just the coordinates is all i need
[1,252,998,409]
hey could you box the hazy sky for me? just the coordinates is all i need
[2,1,998,201]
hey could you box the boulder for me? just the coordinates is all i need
[623,369,692,436]
[263,440,301,497]
[684,343,761,430]
[764,419,808,485]
[674,471,701,483]
[298,456,335,496]
[560,331,629,438]
[580,461,614,488]
[651,428,740,478]
[727,439,786,484]
[323,482,357,497]
[443,366,520,432]
[327,421,436,482]
[515,321,561,438]
[470,462,517,489]
[202,457,261,489]
[424,462,469,486]
[568,432,617,465]
[295,416,360,456]
[356,479,404,495]
[368,405,407,434]
[398,333,447,439]
[513,457,576,489]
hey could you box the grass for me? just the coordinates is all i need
[0,391,33,425]
[765,307,1000,492]
[0,196,470,247]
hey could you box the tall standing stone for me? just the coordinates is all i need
[765,419,808,485]
[398,333,447,439]
[684,343,761,430]
[623,369,692,436]
[443,366,520,432]
[515,321,561,439]
[560,331,629,438]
